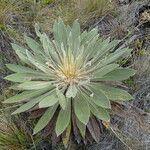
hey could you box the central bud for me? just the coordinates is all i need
[56,54,81,83]
[62,64,79,80]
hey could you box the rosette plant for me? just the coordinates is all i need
[4,19,136,145]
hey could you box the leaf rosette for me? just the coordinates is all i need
[4,19,136,143]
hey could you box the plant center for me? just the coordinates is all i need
[63,64,79,80]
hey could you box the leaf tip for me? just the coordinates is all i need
[33,130,37,135]
[11,111,17,115]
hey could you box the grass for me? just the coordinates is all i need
[0,0,15,30]
[0,115,31,150]
[34,0,118,32]
[0,89,31,149]
[0,0,28,43]
[0,0,118,38]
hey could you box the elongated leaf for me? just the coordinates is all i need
[72,20,80,39]
[41,33,51,56]
[87,117,101,143]
[40,34,61,66]
[92,37,110,60]
[12,91,52,114]
[40,33,61,65]
[11,43,26,52]
[12,99,40,115]
[3,87,50,103]
[53,19,67,51]
[56,88,67,110]
[62,123,71,148]
[92,89,111,109]
[55,100,71,136]
[81,28,98,45]
[34,23,41,37]
[97,39,119,58]
[74,94,90,125]
[4,73,51,82]
[99,68,136,81]
[17,81,52,90]
[26,50,52,74]
[90,102,110,121]
[83,94,110,121]
[11,43,30,65]
[71,21,81,54]
[102,48,132,66]
[53,21,61,47]
[98,84,133,101]
[33,104,58,134]
[75,45,84,68]
[4,73,30,82]
[58,19,68,49]
[24,35,43,54]
[6,64,38,73]
[84,35,99,59]
[39,92,58,108]
[76,118,86,138]
[66,84,77,98]
[66,25,71,36]
[94,64,119,78]
[102,40,119,52]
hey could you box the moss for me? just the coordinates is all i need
[132,39,147,57]
[117,59,129,66]
[124,77,137,93]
